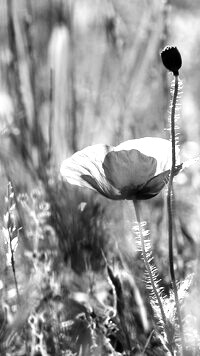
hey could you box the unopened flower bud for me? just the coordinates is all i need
[161,46,182,75]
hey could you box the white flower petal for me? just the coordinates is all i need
[115,137,180,176]
[60,144,111,189]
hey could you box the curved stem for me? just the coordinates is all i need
[168,75,185,354]
[133,200,167,328]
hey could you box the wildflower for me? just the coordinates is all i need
[60,137,182,200]
[160,46,182,76]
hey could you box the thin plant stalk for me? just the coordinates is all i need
[48,68,54,164]
[8,228,20,303]
[105,258,132,352]
[133,200,167,329]
[142,329,154,356]
[167,74,185,354]
[7,183,20,304]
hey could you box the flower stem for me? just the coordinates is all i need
[133,200,167,329]
[167,74,185,354]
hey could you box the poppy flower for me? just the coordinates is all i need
[160,46,182,76]
[60,137,181,200]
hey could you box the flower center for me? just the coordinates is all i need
[102,149,157,194]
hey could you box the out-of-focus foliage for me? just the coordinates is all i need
[0,0,200,355]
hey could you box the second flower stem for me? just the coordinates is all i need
[167,74,185,354]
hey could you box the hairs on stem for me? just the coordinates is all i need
[133,200,173,349]
[167,74,185,354]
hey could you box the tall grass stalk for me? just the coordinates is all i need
[48,68,54,164]
[106,262,132,352]
[167,74,185,354]
[6,182,20,304]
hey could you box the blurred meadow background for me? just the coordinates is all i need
[1,0,200,355]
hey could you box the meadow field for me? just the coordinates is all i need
[0,1,200,355]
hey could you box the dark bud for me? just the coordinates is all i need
[160,46,182,75]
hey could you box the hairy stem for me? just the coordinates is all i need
[133,200,167,328]
[167,75,185,354]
